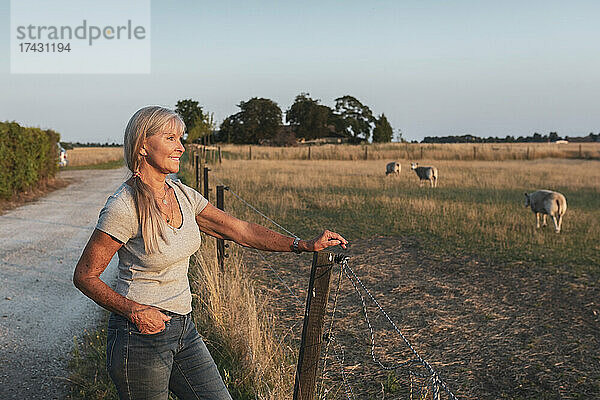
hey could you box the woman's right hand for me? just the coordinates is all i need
[128,305,171,334]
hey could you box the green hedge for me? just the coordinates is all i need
[0,121,60,199]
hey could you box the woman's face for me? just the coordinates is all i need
[142,121,185,175]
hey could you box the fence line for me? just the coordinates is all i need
[206,168,458,399]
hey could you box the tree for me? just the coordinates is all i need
[332,95,375,142]
[187,112,215,144]
[372,113,393,143]
[286,93,331,140]
[548,132,561,142]
[175,99,204,134]
[219,97,282,144]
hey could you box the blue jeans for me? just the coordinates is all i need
[106,312,232,400]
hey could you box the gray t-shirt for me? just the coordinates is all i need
[96,179,209,315]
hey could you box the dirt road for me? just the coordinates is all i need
[0,168,128,399]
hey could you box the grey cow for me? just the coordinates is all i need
[385,161,401,176]
[410,162,438,187]
[524,190,567,233]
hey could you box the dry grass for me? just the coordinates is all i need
[177,152,297,399]
[211,142,600,162]
[207,158,599,271]
[189,240,296,399]
[66,147,123,167]
[67,147,599,399]
[179,149,600,398]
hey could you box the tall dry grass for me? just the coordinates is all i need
[211,142,600,162]
[66,147,123,167]
[178,151,296,399]
[189,241,296,399]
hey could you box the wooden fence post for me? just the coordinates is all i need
[194,153,200,190]
[216,185,227,270]
[203,167,210,202]
[293,251,335,400]
[579,144,583,158]
[249,146,252,160]
[218,146,222,164]
[308,146,311,160]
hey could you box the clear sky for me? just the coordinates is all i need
[1,0,599,142]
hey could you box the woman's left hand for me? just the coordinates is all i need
[304,230,348,252]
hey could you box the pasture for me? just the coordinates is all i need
[65,146,123,167]
[217,142,600,162]
[196,154,599,399]
[208,158,599,272]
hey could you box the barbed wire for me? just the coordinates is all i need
[211,174,305,309]
[325,334,355,400]
[205,171,457,399]
[340,257,457,400]
[250,248,304,306]
[211,175,297,238]
[319,263,345,399]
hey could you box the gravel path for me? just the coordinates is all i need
[0,168,129,399]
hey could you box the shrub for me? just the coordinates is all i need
[0,121,60,199]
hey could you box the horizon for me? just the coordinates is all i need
[1,0,599,143]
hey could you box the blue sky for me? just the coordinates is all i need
[1,0,599,142]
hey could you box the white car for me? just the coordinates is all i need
[58,145,68,167]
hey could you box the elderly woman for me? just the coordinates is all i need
[73,106,347,400]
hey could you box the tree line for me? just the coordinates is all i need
[421,132,600,144]
[175,94,397,145]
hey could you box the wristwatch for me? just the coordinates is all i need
[291,237,302,254]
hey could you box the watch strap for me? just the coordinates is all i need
[292,237,301,254]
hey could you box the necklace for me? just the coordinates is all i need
[160,187,169,205]
[157,185,177,234]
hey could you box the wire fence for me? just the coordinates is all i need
[210,172,458,399]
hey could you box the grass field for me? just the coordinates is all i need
[185,146,599,399]
[206,157,599,273]
[68,145,599,399]
[65,147,123,167]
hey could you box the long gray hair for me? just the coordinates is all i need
[123,106,185,253]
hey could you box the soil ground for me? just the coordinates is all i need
[241,236,599,399]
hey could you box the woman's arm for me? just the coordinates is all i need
[195,203,348,252]
[73,229,170,334]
